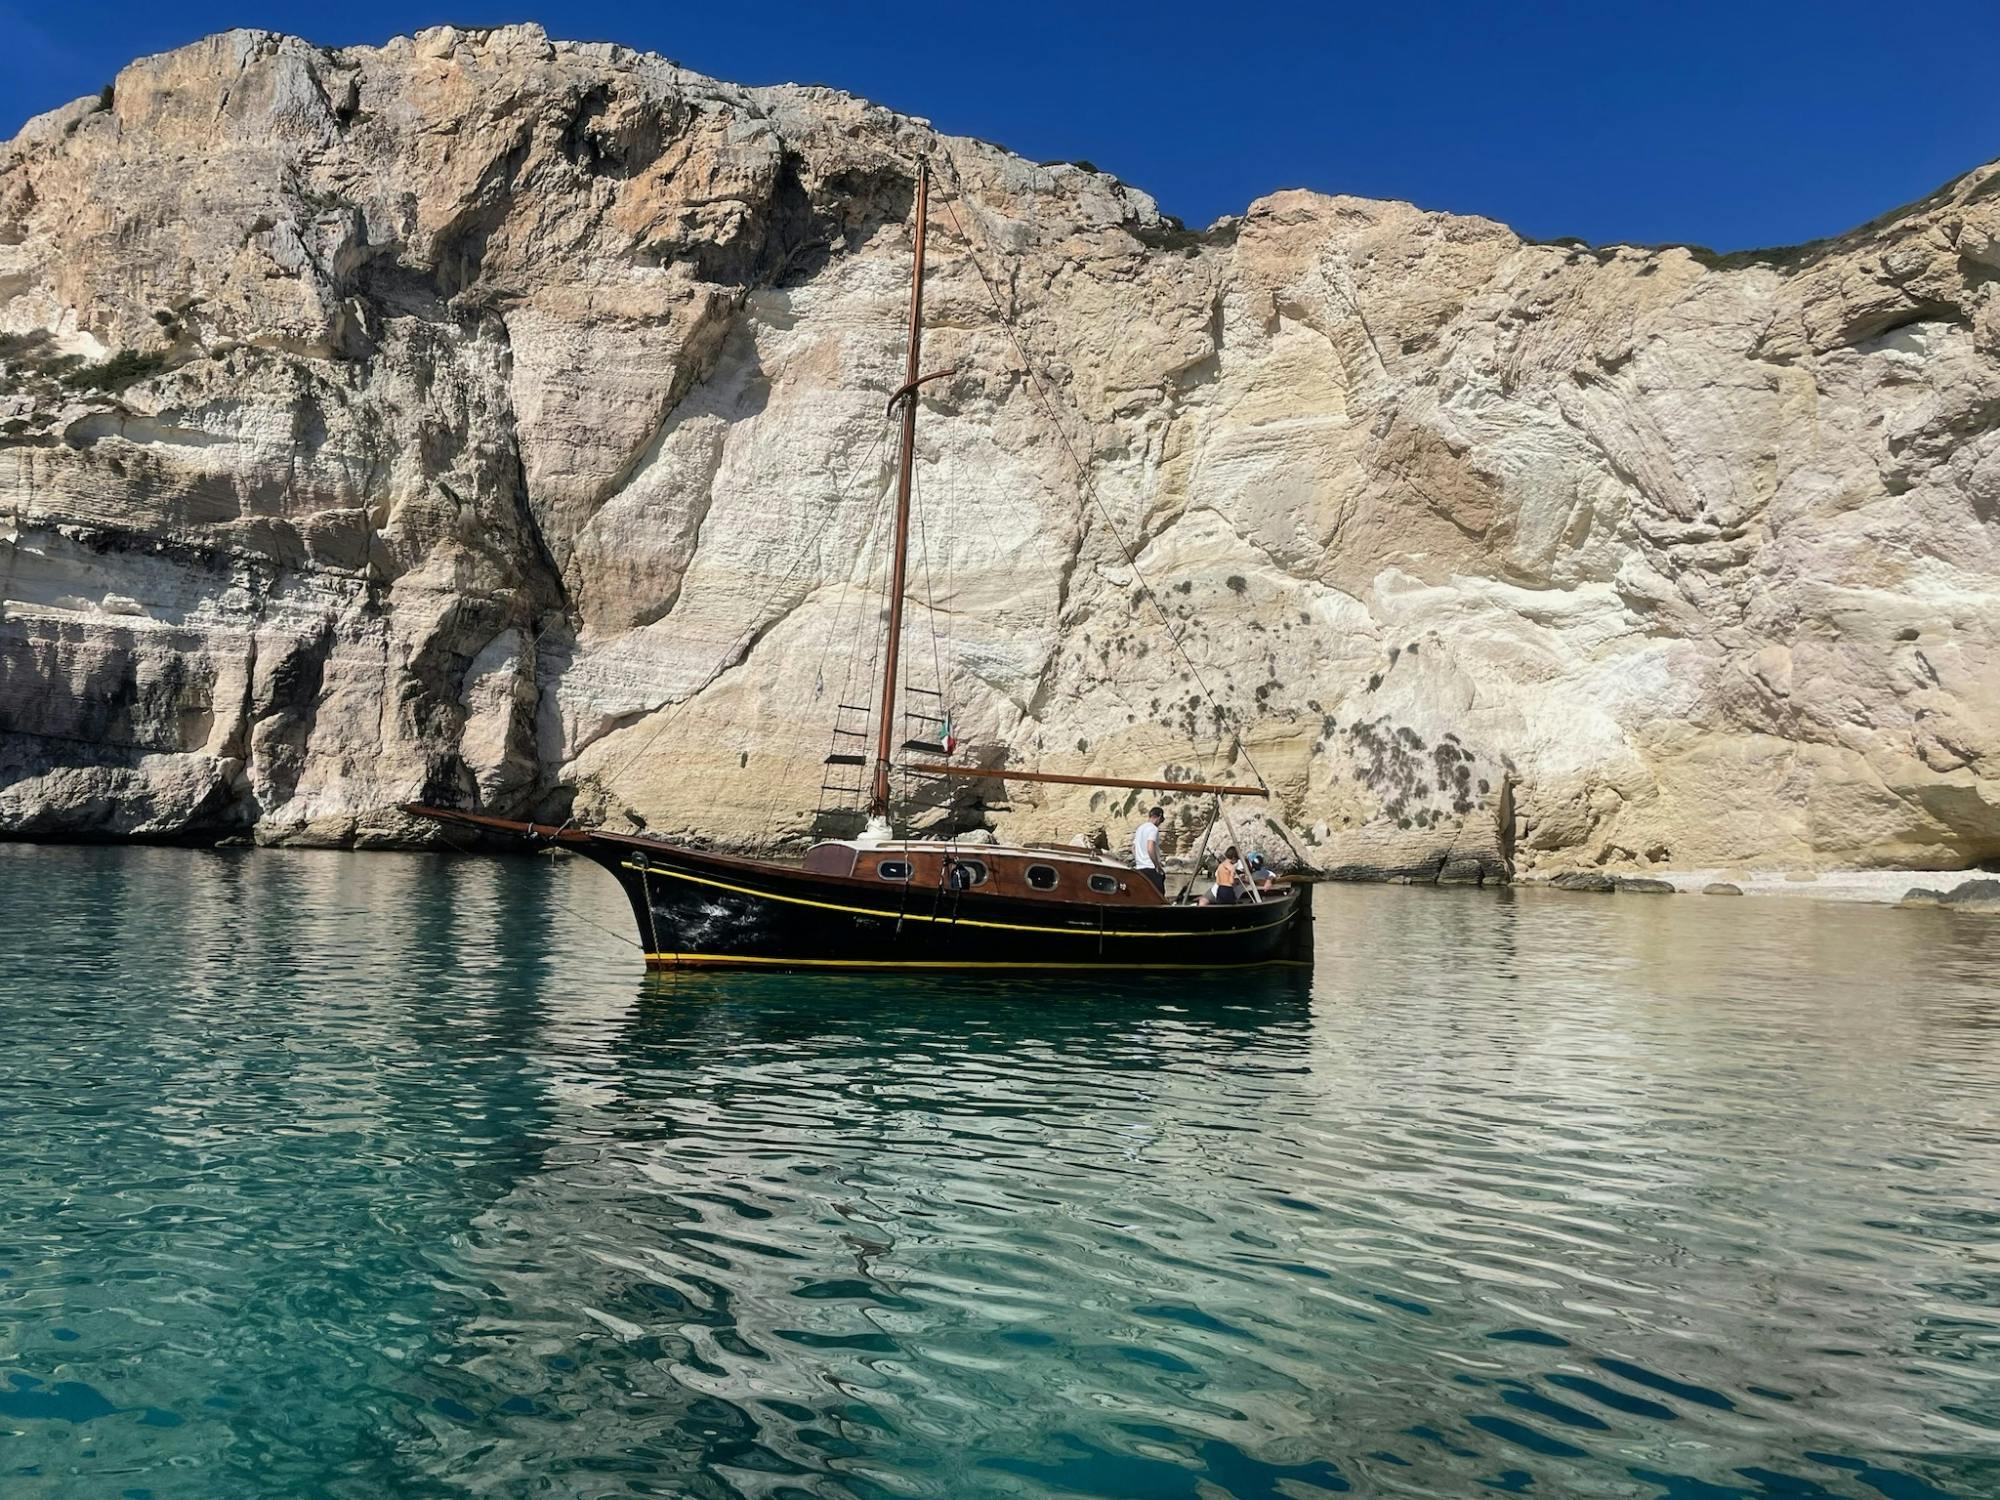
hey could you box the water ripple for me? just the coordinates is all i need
[1,845,1997,1497]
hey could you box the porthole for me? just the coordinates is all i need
[1088,873,1121,894]
[1025,864,1059,891]
[946,859,989,889]
[877,860,913,881]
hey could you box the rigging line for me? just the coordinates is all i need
[595,424,892,797]
[782,446,902,835]
[945,177,1236,780]
[860,405,905,762]
[810,456,898,714]
[808,494,872,702]
[803,466,902,829]
[912,452,947,722]
[1182,797,1221,904]
[860,500,893,775]
[547,882,648,951]
[1216,795,1256,899]
[818,453,899,822]
[942,469,958,715]
[911,438,958,700]
[432,823,642,950]
[900,461,945,825]
[933,161,1271,794]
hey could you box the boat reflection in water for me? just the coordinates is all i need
[622,960,1315,1052]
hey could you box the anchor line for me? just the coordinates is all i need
[433,823,643,951]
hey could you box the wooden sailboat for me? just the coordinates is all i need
[409,162,1313,972]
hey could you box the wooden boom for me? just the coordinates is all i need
[905,764,1269,798]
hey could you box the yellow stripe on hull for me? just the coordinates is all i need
[620,860,1293,940]
[644,952,1309,970]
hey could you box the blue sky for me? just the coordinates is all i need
[4,1,1996,250]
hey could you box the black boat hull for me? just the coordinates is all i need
[583,838,1314,972]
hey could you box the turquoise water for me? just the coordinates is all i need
[1,846,1996,1498]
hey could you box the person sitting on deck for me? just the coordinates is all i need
[1245,851,1277,899]
[1131,806,1166,895]
[1213,846,1243,905]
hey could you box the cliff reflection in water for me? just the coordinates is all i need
[0,844,1995,1499]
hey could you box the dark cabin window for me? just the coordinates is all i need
[1025,864,1060,890]
[1088,873,1121,894]
[876,860,913,881]
[947,860,989,889]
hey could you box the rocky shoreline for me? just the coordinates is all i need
[6,821,1995,912]
[3,26,1996,882]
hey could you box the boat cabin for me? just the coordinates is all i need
[801,840,1170,907]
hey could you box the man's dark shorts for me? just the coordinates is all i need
[1143,867,1166,895]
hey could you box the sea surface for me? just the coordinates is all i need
[1,844,1996,1499]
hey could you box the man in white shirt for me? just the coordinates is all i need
[1132,806,1166,895]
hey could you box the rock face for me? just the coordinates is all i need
[3,25,1998,875]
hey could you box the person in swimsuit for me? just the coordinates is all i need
[1213,846,1242,905]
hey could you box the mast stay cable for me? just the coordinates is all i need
[932,152,1271,798]
[592,424,892,802]
[801,449,900,832]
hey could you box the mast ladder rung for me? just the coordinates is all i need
[824,753,867,767]
[901,740,949,755]
[902,685,942,697]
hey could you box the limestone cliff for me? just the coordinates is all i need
[3,25,1997,877]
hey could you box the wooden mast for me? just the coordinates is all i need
[872,159,930,817]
